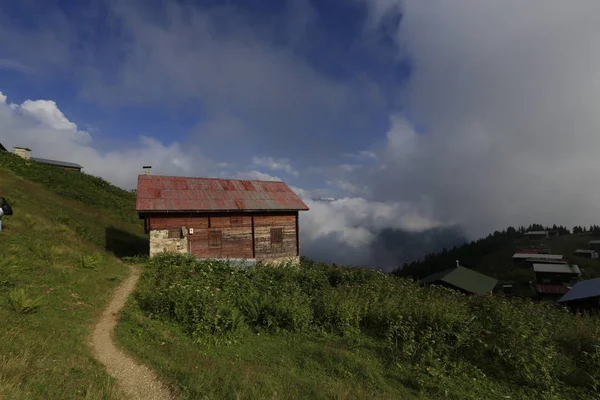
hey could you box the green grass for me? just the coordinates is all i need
[0,169,146,399]
[116,254,600,400]
[0,152,139,225]
[117,307,427,400]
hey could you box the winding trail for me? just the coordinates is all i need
[91,264,175,400]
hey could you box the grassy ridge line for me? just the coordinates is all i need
[0,152,139,225]
[117,254,600,400]
[0,170,145,399]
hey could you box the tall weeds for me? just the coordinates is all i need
[135,253,600,397]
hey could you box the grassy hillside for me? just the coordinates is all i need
[116,254,600,400]
[0,160,147,399]
[0,152,139,225]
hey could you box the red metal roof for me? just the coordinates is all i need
[136,175,309,213]
[535,284,570,295]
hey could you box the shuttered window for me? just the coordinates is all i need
[209,230,222,248]
[168,228,182,239]
[270,228,283,244]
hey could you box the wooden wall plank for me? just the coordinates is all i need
[148,211,300,260]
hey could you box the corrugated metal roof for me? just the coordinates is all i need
[575,249,596,254]
[535,284,570,295]
[532,263,581,274]
[31,157,83,169]
[136,174,310,212]
[512,253,564,260]
[421,266,498,295]
[559,278,600,303]
[526,258,568,264]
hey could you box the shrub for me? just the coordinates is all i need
[8,288,44,314]
[78,255,100,270]
[132,253,600,397]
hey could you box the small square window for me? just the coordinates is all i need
[209,230,222,248]
[230,215,243,225]
[168,228,182,239]
[270,228,283,244]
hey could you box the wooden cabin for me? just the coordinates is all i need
[135,174,309,264]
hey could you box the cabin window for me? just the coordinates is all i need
[230,215,243,225]
[270,228,283,244]
[209,230,222,248]
[168,228,182,239]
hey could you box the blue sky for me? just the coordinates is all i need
[0,0,406,179]
[2,0,600,269]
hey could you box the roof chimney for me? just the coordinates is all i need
[14,147,31,160]
[143,165,152,175]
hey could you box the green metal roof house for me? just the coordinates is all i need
[420,266,498,295]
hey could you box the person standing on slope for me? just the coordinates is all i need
[0,197,13,232]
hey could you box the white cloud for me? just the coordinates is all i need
[251,156,299,177]
[0,91,212,189]
[356,0,600,238]
[292,181,445,268]
[234,170,283,182]
[342,150,377,161]
[0,59,35,74]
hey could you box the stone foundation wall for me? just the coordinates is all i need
[258,256,301,266]
[149,229,188,257]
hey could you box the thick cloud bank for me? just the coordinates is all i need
[360,0,600,239]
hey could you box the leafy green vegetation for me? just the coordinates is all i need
[7,288,44,314]
[0,167,145,399]
[117,253,600,400]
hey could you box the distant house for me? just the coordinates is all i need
[136,173,309,263]
[558,278,600,313]
[512,253,566,269]
[533,263,581,285]
[13,147,83,172]
[533,284,571,302]
[524,230,549,240]
[515,245,551,254]
[420,266,498,295]
[574,249,599,259]
[532,263,580,302]
[589,240,600,252]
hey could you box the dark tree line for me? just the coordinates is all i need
[392,223,572,280]
[573,225,600,236]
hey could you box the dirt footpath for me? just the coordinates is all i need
[91,264,175,400]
